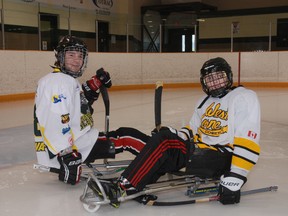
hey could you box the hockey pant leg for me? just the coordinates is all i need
[185,144,232,178]
[85,127,150,163]
[121,130,189,191]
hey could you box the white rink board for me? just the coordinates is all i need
[1,51,288,95]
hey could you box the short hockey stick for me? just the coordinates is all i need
[147,185,278,206]
[99,86,115,162]
[154,81,163,131]
[100,86,110,134]
[33,163,59,174]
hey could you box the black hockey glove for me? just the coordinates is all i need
[96,68,112,88]
[84,68,112,96]
[57,150,82,185]
[218,172,247,205]
[82,82,100,104]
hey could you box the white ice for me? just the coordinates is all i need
[0,87,287,216]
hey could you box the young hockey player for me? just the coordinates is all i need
[91,57,261,207]
[34,35,150,186]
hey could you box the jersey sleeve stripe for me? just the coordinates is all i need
[233,153,256,165]
[234,137,260,154]
[233,147,259,164]
[232,155,255,171]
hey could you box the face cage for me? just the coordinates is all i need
[59,46,88,78]
[201,71,231,98]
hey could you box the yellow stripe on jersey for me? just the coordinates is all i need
[232,137,260,171]
[39,125,76,154]
[232,156,254,171]
[234,137,260,154]
[196,143,218,151]
[39,125,58,154]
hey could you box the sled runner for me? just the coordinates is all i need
[79,172,278,212]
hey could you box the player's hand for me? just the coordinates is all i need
[57,150,82,185]
[218,172,247,204]
[96,68,112,88]
[82,82,100,103]
[85,68,112,93]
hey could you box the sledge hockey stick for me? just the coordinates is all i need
[99,86,115,163]
[147,185,278,206]
[33,163,59,174]
[154,81,163,132]
[100,86,110,134]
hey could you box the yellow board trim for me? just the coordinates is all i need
[1,82,288,102]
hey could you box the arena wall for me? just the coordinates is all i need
[0,51,288,101]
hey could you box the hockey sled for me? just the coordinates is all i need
[79,172,278,213]
[80,172,218,212]
[33,159,132,179]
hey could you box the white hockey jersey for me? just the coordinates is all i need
[34,69,99,168]
[189,86,261,177]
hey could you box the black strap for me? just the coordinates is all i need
[197,95,210,109]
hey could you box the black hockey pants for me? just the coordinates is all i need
[121,130,232,191]
[85,127,150,163]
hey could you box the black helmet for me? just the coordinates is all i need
[200,57,233,97]
[55,35,88,78]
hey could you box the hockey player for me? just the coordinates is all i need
[92,57,261,206]
[34,35,150,186]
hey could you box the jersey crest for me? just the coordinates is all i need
[199,102,228,137]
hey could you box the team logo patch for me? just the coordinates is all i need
[61,114,70,124]
[248,130,257,139]
[52,94,67,104]
[62,126,71,135]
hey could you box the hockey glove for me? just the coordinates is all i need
[218,172,247,205]
[84,68,112,93]
[57,150,82,185]
[96,68,112,88]
[82,82,100,104]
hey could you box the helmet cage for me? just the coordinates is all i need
[57,46,88,78]
[201,71,230,98]
[55,35,88,78]
[200,58,233,98]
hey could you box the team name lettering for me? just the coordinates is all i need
[35,142,46,151]
[199,102,228,137]
[203,103,228,120]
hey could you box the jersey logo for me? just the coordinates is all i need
[62,126,71,135]
[61,114,70,124]
[80,113,94,130]
[52,94,67,104]
[199,102,228,137]
[35,142,46,152]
